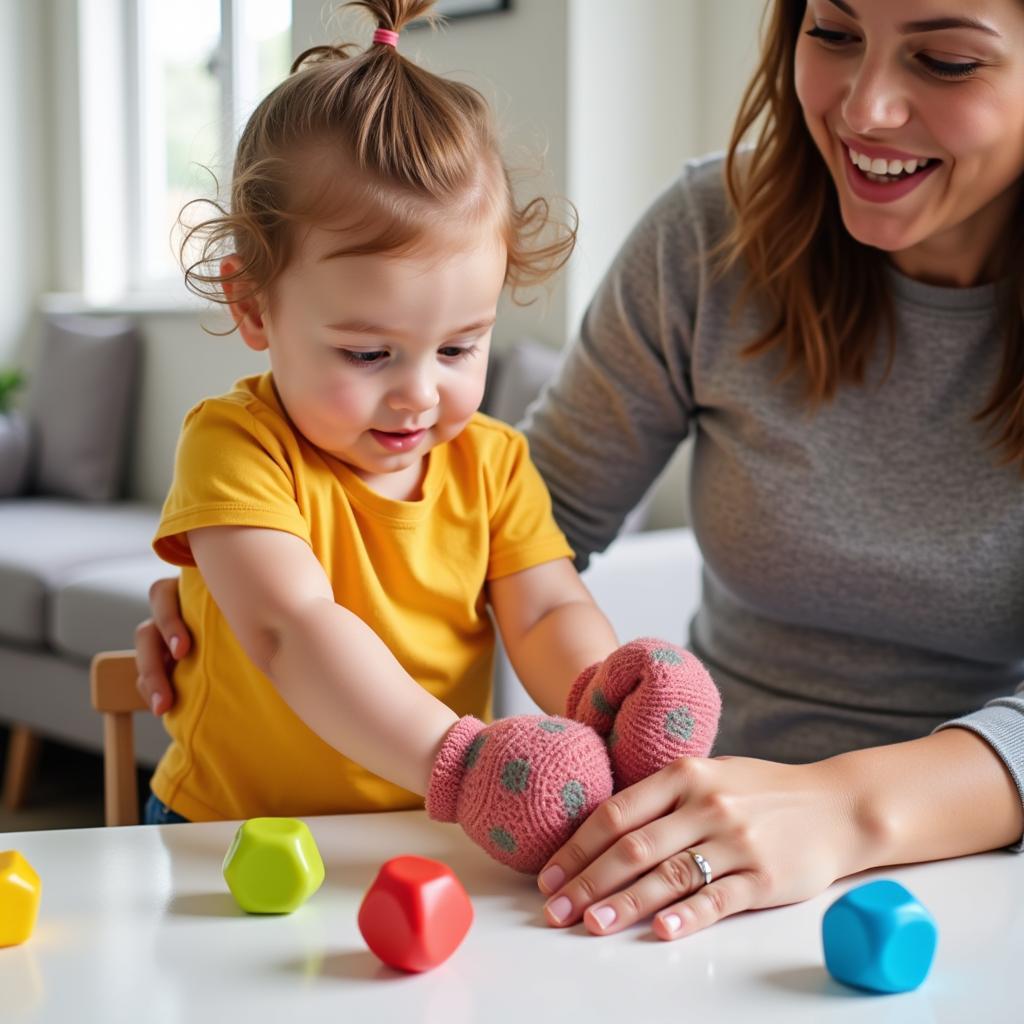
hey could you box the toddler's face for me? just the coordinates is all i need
[253,224,506,498]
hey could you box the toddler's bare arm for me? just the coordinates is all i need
[488,559,618,715]
[188,525,458,796]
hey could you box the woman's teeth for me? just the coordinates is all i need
[847,146,932,183]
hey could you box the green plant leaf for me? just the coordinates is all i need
[0,369,26,414]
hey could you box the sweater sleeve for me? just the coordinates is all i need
[934,681,1024,852]
[522,171,706,569]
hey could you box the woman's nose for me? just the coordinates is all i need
[841,59,911,135]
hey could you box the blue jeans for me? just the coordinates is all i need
[143,792,191,825]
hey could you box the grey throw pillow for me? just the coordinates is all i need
[483,338,562,426]
[28,314,140,502]
[0,411,32,498]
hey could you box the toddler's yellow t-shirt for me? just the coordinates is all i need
[150,373,573,821]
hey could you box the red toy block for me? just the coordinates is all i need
[358,855,473,972]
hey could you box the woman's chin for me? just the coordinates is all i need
[836,207,922,254]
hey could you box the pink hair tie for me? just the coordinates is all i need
[372,28,399,48]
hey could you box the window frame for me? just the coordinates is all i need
[76,0,291,306]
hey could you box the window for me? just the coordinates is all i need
[78,0,291,303]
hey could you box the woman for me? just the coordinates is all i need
[135,0,1024,940]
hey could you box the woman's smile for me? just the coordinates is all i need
[840,137,942,202]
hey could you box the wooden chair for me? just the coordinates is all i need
[2,725,43,812]
[90,651,147,826]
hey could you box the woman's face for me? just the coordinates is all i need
[795,0,1024,284]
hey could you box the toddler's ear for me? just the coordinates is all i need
[220,256,269,352]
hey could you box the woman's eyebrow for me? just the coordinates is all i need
[901,16,1000,36]
[825,0,1001,37]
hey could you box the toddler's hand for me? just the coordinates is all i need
[566,638,722,790]
[426,715,612,874]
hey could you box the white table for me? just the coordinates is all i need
[1,811,1019,1023]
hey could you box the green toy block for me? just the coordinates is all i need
[222,818,325,914]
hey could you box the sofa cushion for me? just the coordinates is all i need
[28,314,140,502]
[0,499,160,645]
[51,551,170,660]
[484,338,561,426]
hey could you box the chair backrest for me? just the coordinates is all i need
[89,651,146,826]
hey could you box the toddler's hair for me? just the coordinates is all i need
[180,0,576,312]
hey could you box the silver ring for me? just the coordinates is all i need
[686,848,713,887]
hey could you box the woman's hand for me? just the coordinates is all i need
[134,576,189,715]
[536,754,867,940]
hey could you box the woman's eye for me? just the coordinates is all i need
[918,55,980,80]
[340,349,387,365]
[805,25,854,46]
[805,23,981,81]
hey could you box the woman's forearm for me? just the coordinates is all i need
[265,596,458,796]
[828,727,1024,873]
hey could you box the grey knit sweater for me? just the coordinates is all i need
[524,155,1024,843]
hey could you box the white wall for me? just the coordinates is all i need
[566,0,701,335]
[699,0,767,153]
[130,313,267,503]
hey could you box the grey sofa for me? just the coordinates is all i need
[1,314,180,807]
[0,501,173,769]
[0,330,703,811]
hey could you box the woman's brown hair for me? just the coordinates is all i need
[180,0,575,314]
[718,0,1024,469]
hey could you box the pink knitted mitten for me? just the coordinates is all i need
[566,638,722,791]
[426,715,613,874]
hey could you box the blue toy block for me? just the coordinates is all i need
[822,879,938,994]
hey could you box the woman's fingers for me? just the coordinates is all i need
[579,841,736,937]
[134,576,187,715]
[537,759,696,900]
[539,762,713,928]
[652,872,757,940]
[133,618,176,714]
[148,576,190,658]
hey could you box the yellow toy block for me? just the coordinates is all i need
[0,850,42,946]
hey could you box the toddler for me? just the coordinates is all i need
[149,0,720,872]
